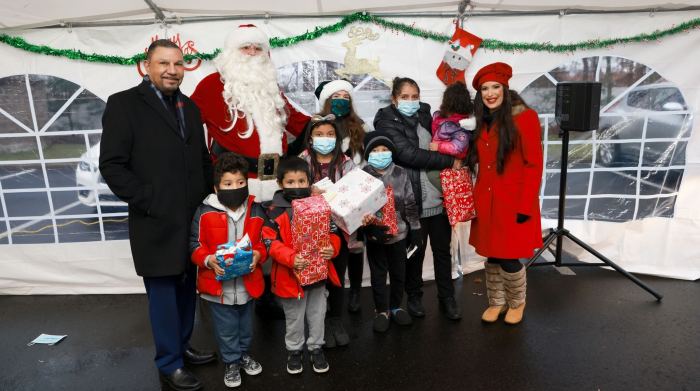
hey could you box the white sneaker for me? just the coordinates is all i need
[240,354,262,376]
[224,363,241,388]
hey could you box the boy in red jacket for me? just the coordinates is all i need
[261,156,341,375]
[190,153,267,388]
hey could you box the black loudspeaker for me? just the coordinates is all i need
[555,81,601,131]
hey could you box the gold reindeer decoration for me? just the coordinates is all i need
[335,26,383,80]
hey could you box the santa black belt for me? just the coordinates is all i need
[211,140,279,180]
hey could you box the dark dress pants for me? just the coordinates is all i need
[405,213,454,300]
[142,264,197,375]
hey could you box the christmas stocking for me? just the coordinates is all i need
[436,26,482,85]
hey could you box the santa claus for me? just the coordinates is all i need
[191,24,309,201]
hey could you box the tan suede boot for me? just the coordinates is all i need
[502,267,527,325]
[481,262,507,322]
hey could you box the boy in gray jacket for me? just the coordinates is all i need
[361,131,422,332]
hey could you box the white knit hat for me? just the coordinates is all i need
[223,24,270,51]
[316,79,355,107]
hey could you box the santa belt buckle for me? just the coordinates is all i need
[257,154,279,181]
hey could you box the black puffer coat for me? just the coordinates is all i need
[373,103,454,214]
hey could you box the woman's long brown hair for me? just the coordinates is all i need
[319,97,365,159]
[468,88,529,174]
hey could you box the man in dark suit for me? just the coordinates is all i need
[100,39,215,391]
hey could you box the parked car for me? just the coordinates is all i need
[596,82,690,167]
[75,142,126,208]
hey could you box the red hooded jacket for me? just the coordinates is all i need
[190,195,267,299]
[262,191,341,299]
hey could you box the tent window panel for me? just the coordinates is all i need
[587,197,636,222]
[591,170,637,196]
[0,136,40,161]
[637,196,677,219]
[0,164,44,190]
[543,171,590,196]
[103,217,129,241]
[640,170,683,195]
[0,75,33,131]
[4,192,51,218]
[55,217,101,243]
[50,190,97,216]
[9,219,55,244]
[541,198,586,220]
[40,134,87,159]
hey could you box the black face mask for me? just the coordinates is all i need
[283,187,311,201]
[217,186,249,209]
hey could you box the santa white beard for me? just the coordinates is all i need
[214,50,288,155]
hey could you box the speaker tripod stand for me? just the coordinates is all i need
[526,128,663,301]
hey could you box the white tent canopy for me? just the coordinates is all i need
[1,2,699,294]
[2,1,700,29]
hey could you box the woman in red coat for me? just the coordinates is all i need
[468,62,543,325]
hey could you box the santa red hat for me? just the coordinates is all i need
[472,62,512,90]
[223,24,270,51]
[315,79,355,106]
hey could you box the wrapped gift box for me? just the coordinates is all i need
[440,168,476,226]
[214,234,253,281]
[322,168,387,234]
[374,185,399,235]
[291,195,331,286]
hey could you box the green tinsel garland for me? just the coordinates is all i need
[1,11,699,65]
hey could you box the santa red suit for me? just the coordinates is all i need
[191,24,309,201]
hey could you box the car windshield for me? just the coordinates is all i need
[627,87,685,111]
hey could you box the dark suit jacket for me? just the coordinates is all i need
[99,80,213,277]
[373,103,453,214]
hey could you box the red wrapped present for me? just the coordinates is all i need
[291,195,331,286]
[440,168,476,226]
[374,185,399,235]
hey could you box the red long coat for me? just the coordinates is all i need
[469,105,543,259]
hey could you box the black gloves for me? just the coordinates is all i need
[516,213,530,224]
[363,225,391,243]
[408,229,423,250]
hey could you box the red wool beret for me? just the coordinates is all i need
[472,62,513,90]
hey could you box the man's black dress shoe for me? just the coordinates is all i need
[184,347,217,365]
[161,368,202,391]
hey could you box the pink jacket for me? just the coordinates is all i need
[431,112,475,160]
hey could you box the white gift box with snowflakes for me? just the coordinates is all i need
[321,168,387,234]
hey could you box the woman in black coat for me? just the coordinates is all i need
[373,77,462,320]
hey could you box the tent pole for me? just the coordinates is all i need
[4,6,700,30]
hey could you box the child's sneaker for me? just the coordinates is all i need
[224,363,242,388]
[286,350,303,375]
[309,348,329,373]
[373,312,390,332]
[391,308,413,326]
[240,354,262,376]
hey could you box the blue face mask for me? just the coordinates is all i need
[330,98,351,117]
[396,100,420,117]
[368,151,393,170]
[312,136,336,155]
